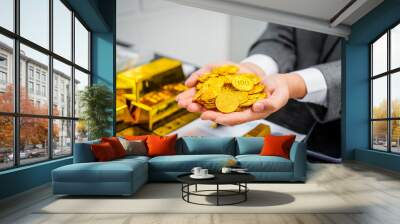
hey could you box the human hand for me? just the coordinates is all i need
[176,62,306,126]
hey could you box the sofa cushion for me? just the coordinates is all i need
[236,155,293,172]
[91,142,118,161]
[259,135,296,159]
[147,134,177,157]
[119,138,148,156]
[177,137,235,155]
[236,137,264,155]
[115,155,150,164]
[101,137,127,158]
[149,154,235,172]
[53,156,148,183]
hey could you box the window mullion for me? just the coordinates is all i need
[13,0,21,167]
[48,0,54,160]
[370,45,373,149]
[71,10,76,155]
[388,30,391,153]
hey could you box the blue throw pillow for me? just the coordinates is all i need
[179,137,235,155]
[236,137,264,155]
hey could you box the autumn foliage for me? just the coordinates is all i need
[372,99,400,141]
[0,85,59,151]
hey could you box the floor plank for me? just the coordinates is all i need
[1,162,400,224]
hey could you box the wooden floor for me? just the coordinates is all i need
[1,162,400,224]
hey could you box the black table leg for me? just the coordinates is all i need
[216,184,219,206]
[245,183,247,201]
[187,184,190,202]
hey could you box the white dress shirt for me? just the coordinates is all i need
[242,54,328,107]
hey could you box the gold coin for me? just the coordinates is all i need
[248,84,264,94]
[215,92,240,113]
[198,72,211,82]
[193,65,267,113]
[240,98,258,107]
[232,75,254,91]
[242,73,261,84]
[233,91,249,104]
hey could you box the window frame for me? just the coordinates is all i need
[370,21,400,154]
[0,0,92,171]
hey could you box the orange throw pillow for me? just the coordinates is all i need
[101,137,127,158]
[259,135,296,159]
[146,134,177,157]
[124,135,149,141]
[91,142,117,162]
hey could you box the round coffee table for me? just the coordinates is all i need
[177,173,255,206]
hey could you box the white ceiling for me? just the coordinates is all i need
[226,0,351,21]
[167,0,384,37]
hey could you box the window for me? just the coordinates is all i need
[0,0,91,170]
[75,18,90,70]
[53,0,72,60]
[371,23,400,154]
[0,54,7,67]
[35,83,40,95]
[35,70,40,81]
[0,35,13,113]
[0,71,7,85]
[0,0,14,31]
[53,119,72,158]
[0,54,8,89]
[0,54,7,87]
[28,81,33,94]
[41,85,46,97]
[28,67,34,80]
[20,0,49,49]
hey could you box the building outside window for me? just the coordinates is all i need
[41,85,46,97]
[28,81,34,94]
[28,66,34,80]
[0,0,91,170]
[35,83,40,95]
[371,23,400,154]
[0,54,7,89]
[35,70,40,81]
[41,73,46,83]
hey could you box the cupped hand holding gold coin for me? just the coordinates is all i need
[193,65,267,113]
[176,62,294,126]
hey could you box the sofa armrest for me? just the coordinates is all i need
[289,141,307,181]
[73,141,99,163]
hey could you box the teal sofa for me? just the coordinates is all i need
[52,137,306,196]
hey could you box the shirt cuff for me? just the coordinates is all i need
[295,67,328,107]
[241,54,279,75]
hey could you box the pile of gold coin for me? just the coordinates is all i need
[193,65,267,113]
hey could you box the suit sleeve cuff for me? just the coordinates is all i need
[241,54,279,75]
[295,67,328,107]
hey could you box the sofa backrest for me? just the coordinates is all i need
[235,137,264,155]
[177,137,236,155]
[73,139,100,163]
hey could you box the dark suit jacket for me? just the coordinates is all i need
[249,24,342,159]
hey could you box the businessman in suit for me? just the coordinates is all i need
[176,24,342,160]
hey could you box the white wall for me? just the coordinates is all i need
[229,16,267,62]
[117,0,267,66]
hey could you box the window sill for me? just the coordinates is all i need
[0,156,72,176]
[355,148,400,172]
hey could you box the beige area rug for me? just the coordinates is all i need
[38,183,362,214]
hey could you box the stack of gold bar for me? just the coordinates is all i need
[194,65,267,113]
[116,58,199,132]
